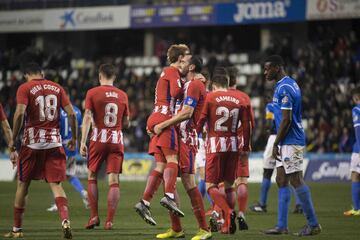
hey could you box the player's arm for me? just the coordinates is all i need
[196,97,209,133]
[12,104,26,147]
[265,109,274,133]
[80,109,92,157]
[63,104,77,151]
[240,105,252,152]
[272,109,292,160]
[154,105,194,135]
[122,94,130,129]
[353,109,360,154]
[355,125,360,154]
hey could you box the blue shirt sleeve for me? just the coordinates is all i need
[279,86,293,110]
[353,108,360,128]
[75,107,82,129]
[184,96,198,108]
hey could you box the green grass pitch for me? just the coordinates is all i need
[0,181,358,240]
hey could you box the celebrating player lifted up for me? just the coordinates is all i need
[81,64,129,230]
[4,62,77,239]
[153,56,211,240]
[134,44,191,225]
[197,73,251,234]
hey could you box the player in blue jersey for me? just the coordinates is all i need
[262,55,321,236]
[344,87,360,216]
[250,96,303,214]
[47,105,89,211]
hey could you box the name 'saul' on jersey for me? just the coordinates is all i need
[233,1,287,23]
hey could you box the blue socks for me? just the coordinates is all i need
[260,178,271,206]
[198,179,213,205]
[68,176,85,196]
[277,186,291,229]
[352,182,360,211]
[295,184,319,227]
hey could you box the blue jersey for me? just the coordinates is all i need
[265,103,277,135]
[352,104,360,153]
[273,76,305,146]
[60,106,82,157]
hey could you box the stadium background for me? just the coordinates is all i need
[0,0,359,239]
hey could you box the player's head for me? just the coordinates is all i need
[351,86,360,104]
[213,66,228,78]
[99,63,116,83]
[226,66,238,87]
[211,74,229,91]
[22,62,43,81]
[167,44,191,69]
[183,55,203,77]
[263,55,285,82]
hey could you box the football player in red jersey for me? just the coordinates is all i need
[4,62,77,239]
[153,56,211,240]
[80,64,129,230]
[197,74,251,234]
[225,67,254,230]
[134,44,191,225]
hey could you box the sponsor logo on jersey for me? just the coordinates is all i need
[282,95,289,104]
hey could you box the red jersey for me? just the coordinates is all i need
[0,102,7,121]
[153,66,182,116]
[85,85,129,149]
[197,90,250,154]
[16,79,71,149]
[176,78,206,145]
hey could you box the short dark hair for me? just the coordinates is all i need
[212,74,229,88]
[99,64,116,79]
[190,56,203,73]
[22,62,42,75]
[167,44,190,64]
[226,66,238,86]
[213,67,228,77]
[264,55,285,67]
[351,86,360,96]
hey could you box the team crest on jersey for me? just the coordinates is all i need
[186,98,193,105]
[282,96,289,104]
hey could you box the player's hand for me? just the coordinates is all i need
[80,143,88,157]
[153,124,163,135]
[9,151,18,169]
[146,127,154,138]
[67,138,76,151]
[272,144,281,161]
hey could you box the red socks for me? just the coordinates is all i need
[88,179,99,218]
[55,197,69,221]
[169,190,182,232]
[143,170,163,202]
[208,187,231,214]
[163,162,178,195]
[13,207,24,228]
[225,188,236,209]
[237,183,248,213]
[187,187,208,231]
[106,183,120,223]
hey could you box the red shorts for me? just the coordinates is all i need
[147,113,178,152]
[205,152,238,184]
[17,146,66,183]
[179,141,196,174]
[88,141,124,174]
[236,153,249,178]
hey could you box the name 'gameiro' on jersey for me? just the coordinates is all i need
[273,76,305,146]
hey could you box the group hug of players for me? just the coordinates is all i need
[0,43,332,239]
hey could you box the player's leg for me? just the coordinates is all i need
[234,177,248,230]
[263,166,290,235]
[290,185,303,214]
[344,153,360,216]
[4,180,31,238]
[45,147,72,239]
[286,145,321,236]
[105,172,120,230]
[86,170,100,229]
[251,168,273,213]
[134,154,165,226]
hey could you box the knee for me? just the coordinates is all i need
[206,182,216,192]
[276,175,287,188]
[224,180,235,189]
[154,162,166,173]
[182,174,196,191]
[165,155,178,164]
[263,169,274,180]
[289,172,304,188]
[108,173,119,185]
[88,171,97,180]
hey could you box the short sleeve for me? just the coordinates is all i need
[279,87,293,110]
[16,84,29,105]
[353,108,360,128]
[84,90,94,111]
[60,86,71,108]
[0,103,7,121]
[184,81,201,108]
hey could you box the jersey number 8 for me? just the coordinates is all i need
[104,103,118,127]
